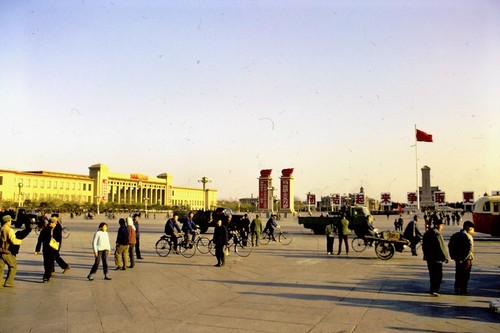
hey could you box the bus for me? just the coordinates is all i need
[472,195,500,236]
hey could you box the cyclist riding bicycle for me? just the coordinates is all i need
[182,211,197,247]
[263,214,279,241]
[164,213,182,252]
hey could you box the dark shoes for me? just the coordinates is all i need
[62,266,71,274]
[214,263,221,267]
[137,257,144,259]
[87,274,94,281]
[104,276,112,280]
[128,265,134,268]
[430,292,439,297]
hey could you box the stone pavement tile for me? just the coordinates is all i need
[67,311,102,333]
[206,297,329,325]
[186,313,311,333]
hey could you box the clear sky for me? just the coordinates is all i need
[1,0,499,203]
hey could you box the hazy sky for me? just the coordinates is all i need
[1,0,499,203]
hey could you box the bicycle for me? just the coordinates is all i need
[208,230,253,257]
[34,224,70,239]
[186,228,211,255]
[260,227,292,245]
[155,233,197,258]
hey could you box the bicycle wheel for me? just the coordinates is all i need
[196,236,211,254]
[155,236,171,257]
[352,237,367,252]
[278,232,292,245]
[62,227,70,239]
[259,233,271,245]
[375,241,395,260]
[208,240,216,256]
[235,241,252,257]
[179,239,196,258]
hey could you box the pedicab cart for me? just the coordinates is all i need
[366,230,410,260]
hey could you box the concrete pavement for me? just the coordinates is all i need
[1,212,499,333]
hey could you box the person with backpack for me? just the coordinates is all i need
[448,221,475,295]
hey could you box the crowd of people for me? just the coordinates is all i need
[1,209,476,298]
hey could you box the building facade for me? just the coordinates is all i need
[0,163,217,210]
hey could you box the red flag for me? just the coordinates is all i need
[416,129,433,142]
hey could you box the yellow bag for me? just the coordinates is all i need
[49,238,60,251]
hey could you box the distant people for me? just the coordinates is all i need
[34,217,59,282]
[239,214,251,242]
[114,218,129,270]
[325,222,335,255]
[1,215,23,287]
[249,214,263,246]
[212,219,228,267]
[126,217,136,268]
[263,214,279,241]
[133,214,143,259]
[396,215,404,231]
[448,221,475,295]
[337,214,350,255]
[164,213,181,253]
[360,215,375,246]
[87,222,112,281]
[52,214,71,275]
[182,211,197,246]
[422,219,449,296]
[404,215,423,256]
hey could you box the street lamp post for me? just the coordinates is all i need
[17,182,23,208]
[268,186,275,215]
[144,197,149,217]
[198,176,212,211]
[95,196,101,215]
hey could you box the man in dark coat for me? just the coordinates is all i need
[212,219,228,267]
[422,219,449,296]
[404,215,423,256]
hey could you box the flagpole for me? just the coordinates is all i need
[415,124,420,212]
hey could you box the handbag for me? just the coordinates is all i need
[49,229,60,251]
[49,238,60,251]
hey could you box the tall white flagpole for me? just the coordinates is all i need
[415,124,420,212]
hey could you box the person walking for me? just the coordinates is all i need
[404,215,423,256]
[448,220,475,295]
[34,217,59,282]
[325,222,335,255]
[114,218,129,270]
[249,214,263,246]
[1,215,23,287]
[87,222,112,281]
[133,214,143,259]
[52,215,71,274]
[126,217,136,268]
[422,219,449,296]
[213,219,228,267]
[337,214,350,255]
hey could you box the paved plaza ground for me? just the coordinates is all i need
[1,212,499,333]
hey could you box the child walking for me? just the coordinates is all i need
[87,222,112,281]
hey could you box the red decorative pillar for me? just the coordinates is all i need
[280,168,295,214]
[258,169,273,213]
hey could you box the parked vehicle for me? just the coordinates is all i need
[298,206,370,235]
[473,195,500,236]
[191,207,243,234]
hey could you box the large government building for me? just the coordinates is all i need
[0,163,217,210]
